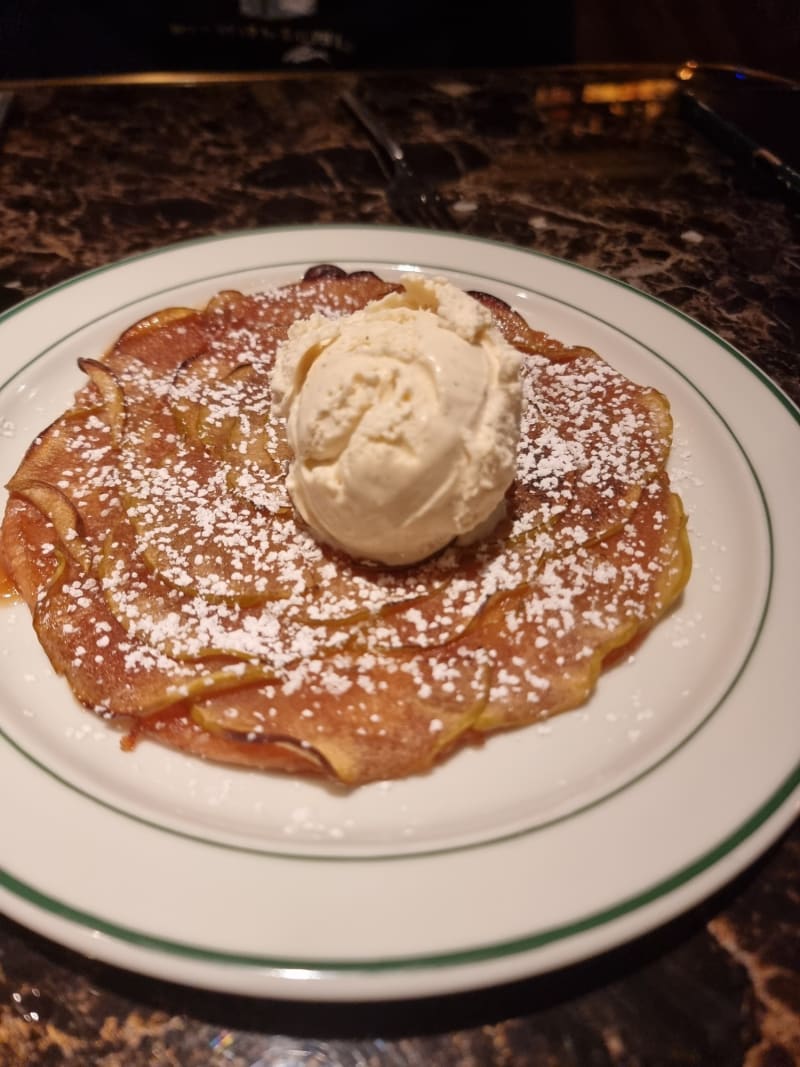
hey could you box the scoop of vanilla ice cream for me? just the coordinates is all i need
[271,274,521,566]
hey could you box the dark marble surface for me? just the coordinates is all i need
[0,66,798,1065]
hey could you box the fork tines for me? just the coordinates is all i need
[341,91,457,231]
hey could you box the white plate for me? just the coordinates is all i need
[1,226,798,1002]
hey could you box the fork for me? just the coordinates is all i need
[341,90,456,230]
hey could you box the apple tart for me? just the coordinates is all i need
[1,266,691,785]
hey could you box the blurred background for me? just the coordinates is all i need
[0,0,797,80]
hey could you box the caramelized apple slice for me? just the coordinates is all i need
[170,355,292,511]
[1,497,65,604]
[124,707,332,777]
[469,474,691,732]
[9,482,93,572]
[30,543,273,715]
[189,647,490,784]
[98,518,336,662]
[77,359,125,445]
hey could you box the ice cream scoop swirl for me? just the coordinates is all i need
[271,275,522,566]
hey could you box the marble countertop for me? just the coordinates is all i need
[0,66,798,1065]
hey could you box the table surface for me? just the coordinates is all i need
[0,65,798,1066]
